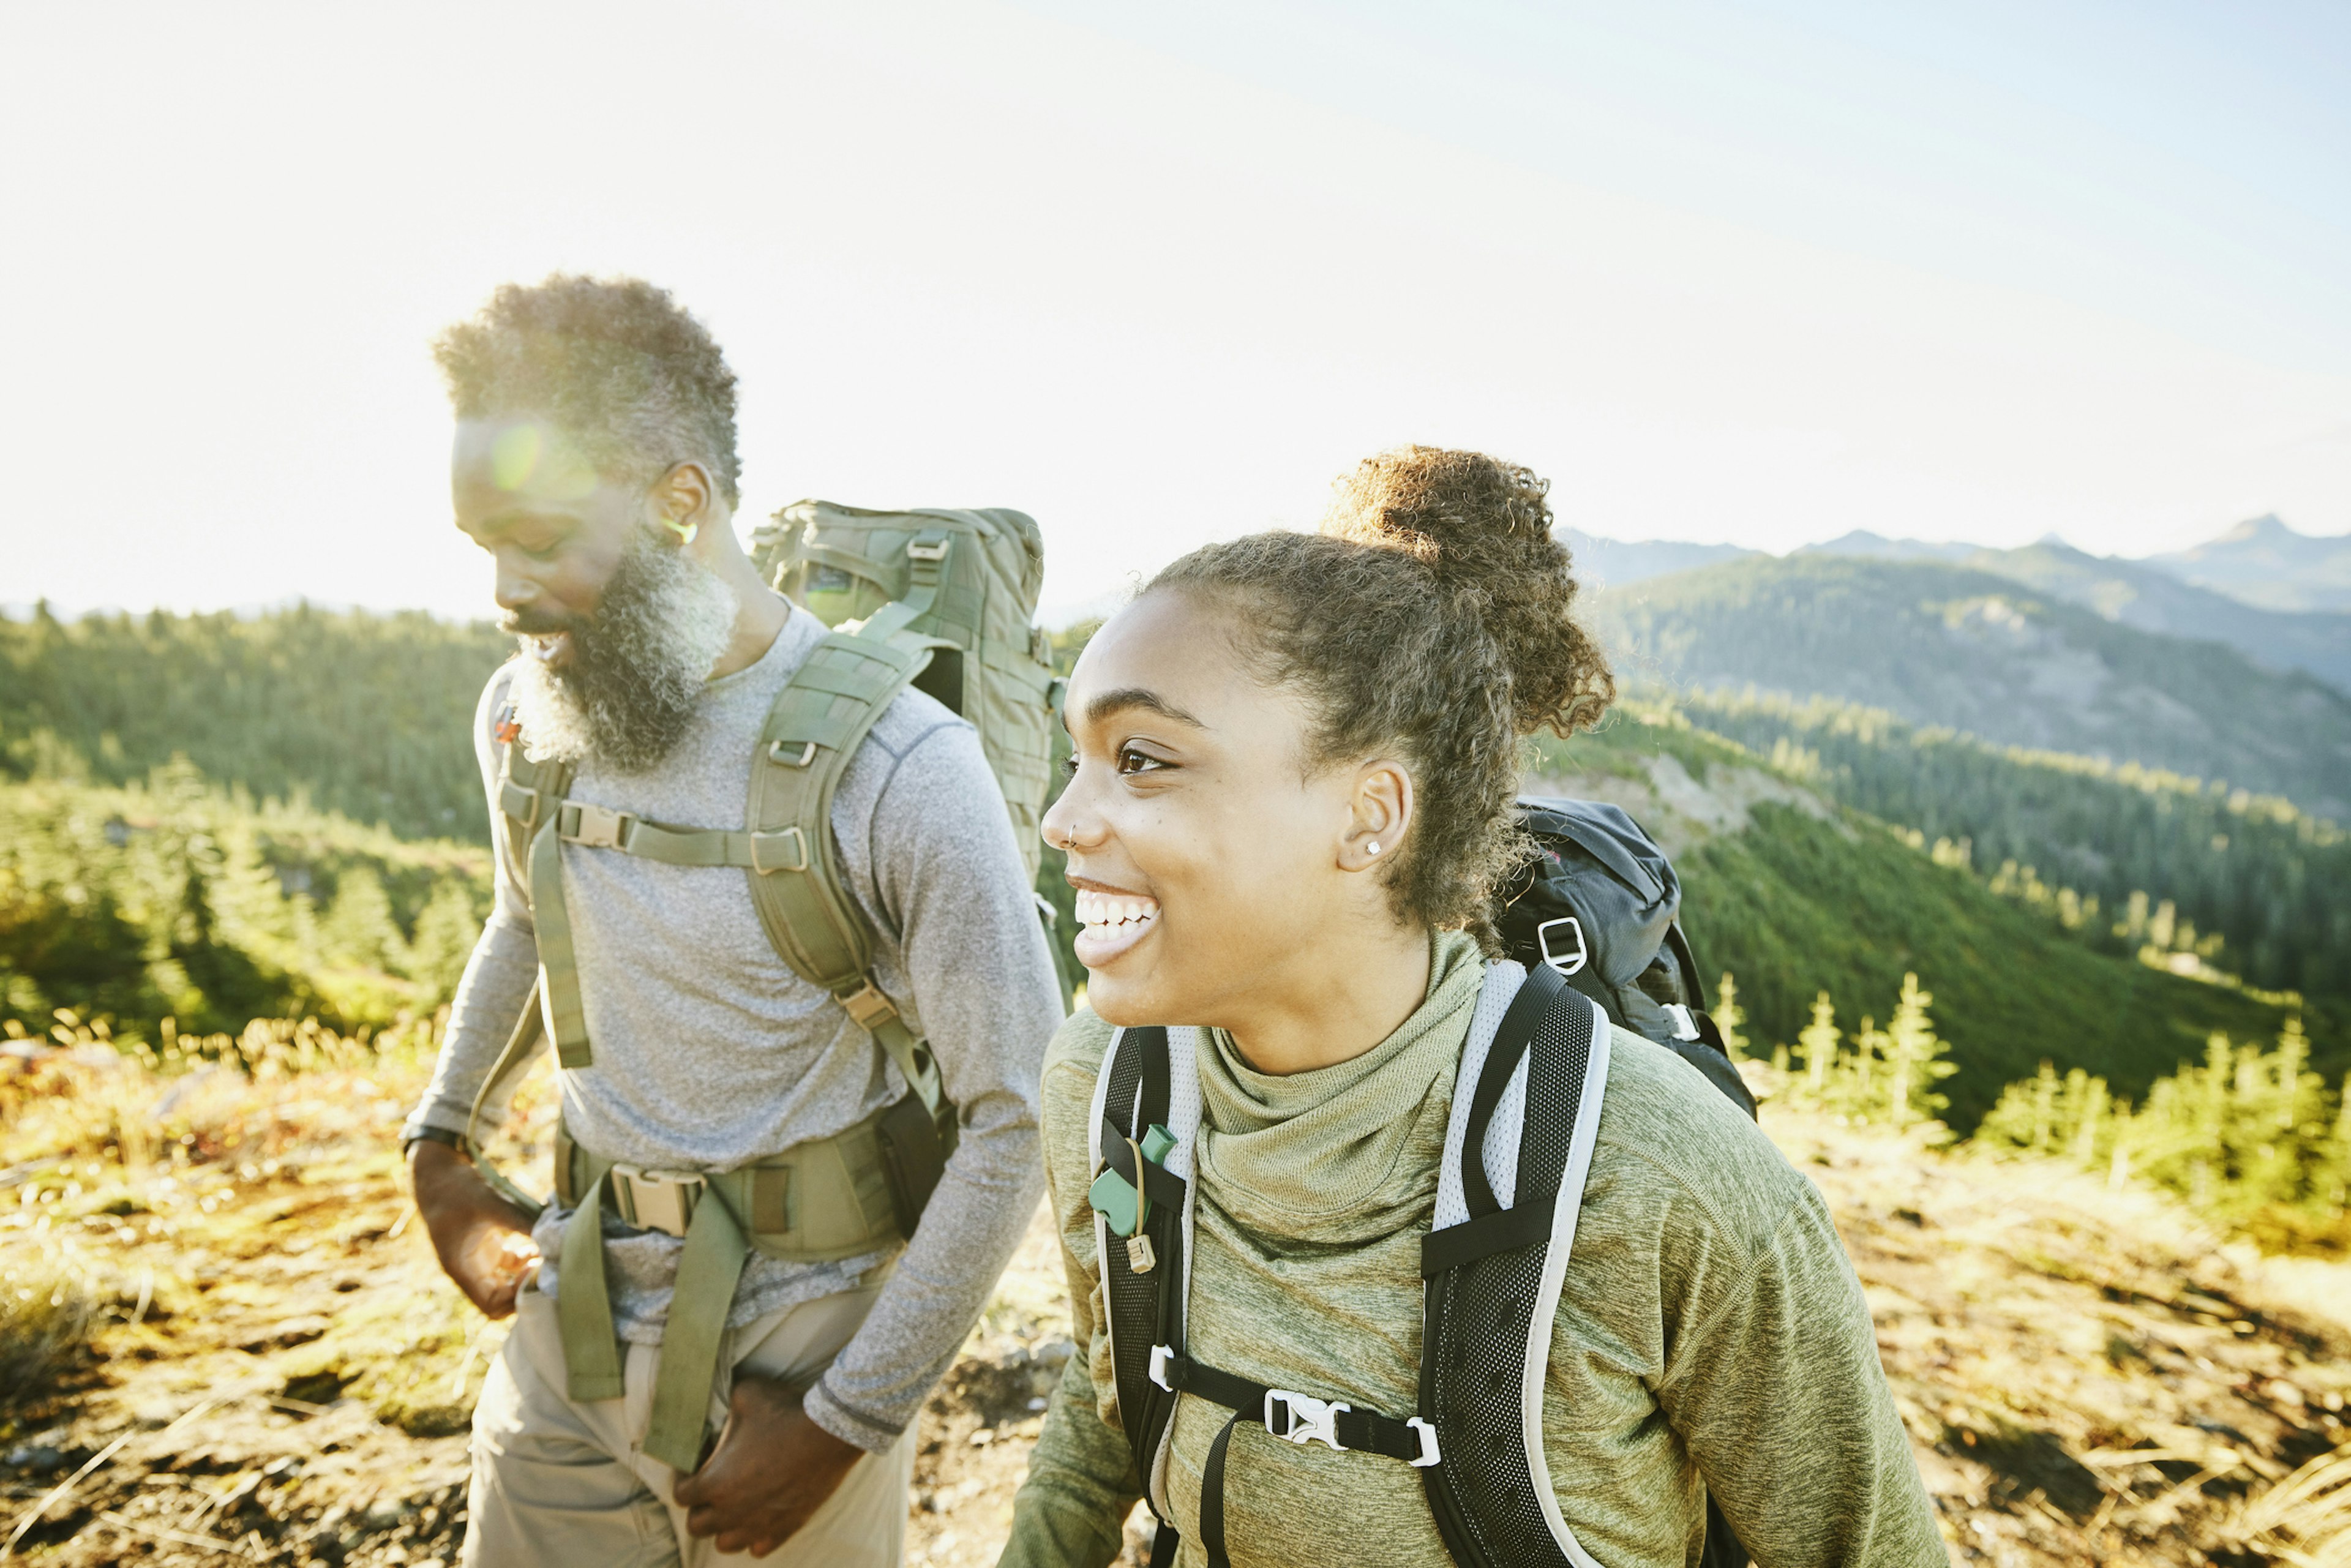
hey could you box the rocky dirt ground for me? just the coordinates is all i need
[4,1033,2349,1566]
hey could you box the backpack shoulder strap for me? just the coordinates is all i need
[744,623,954,1107]
[490,706,596,1068]
[493,703,571,898]
[1091,1022,1202,1555]
[1419,961,1613,1568]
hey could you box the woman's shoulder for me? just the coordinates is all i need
[1045,1003,1119,1082]
[1590,1026,1817,1253]
[1040,1006,1117,1182]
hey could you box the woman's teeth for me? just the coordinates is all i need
[1074,889,1160,931]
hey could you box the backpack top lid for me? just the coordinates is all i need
[1499,797,1682,991]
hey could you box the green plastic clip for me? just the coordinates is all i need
[1089,1123,1179,1238]
[1089,1165,1141,1237]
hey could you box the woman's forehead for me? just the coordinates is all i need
[1068,591,1250,723]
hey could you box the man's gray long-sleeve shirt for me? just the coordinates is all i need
[404,606,1062,1452]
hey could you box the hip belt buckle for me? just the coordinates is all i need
[1264,1389,1348,1452]
[610,1163,705,1237]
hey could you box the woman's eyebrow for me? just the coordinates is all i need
[1084,686,1209,730]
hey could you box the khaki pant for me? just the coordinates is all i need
[464,1276,915,1567]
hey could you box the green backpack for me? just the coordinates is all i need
[751,500,1061,880]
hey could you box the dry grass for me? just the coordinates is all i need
[4,1030,2349,1566]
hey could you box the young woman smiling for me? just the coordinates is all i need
[997,449,1943,1568]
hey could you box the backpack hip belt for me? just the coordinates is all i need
[545,1105,906,1474]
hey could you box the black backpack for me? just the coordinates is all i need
[1499,797,1756,1121]
[1088,798,1756,1568]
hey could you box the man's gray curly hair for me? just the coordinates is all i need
[432,273,742,507]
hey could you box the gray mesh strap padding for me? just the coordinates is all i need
[1420,979,1613,1568]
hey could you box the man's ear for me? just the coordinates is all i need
[650,462,718,546]
[1340,759,1413,872]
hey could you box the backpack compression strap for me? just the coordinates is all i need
[1419,962,1613,1568]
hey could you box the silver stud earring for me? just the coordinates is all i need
[1366,841,1381,857]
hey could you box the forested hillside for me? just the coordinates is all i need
[1588,556,2351,819]
[0,765,489,1037]
[1533,713,2322,1127]
[0,604,509,842]
[3,605,2334,1137]
[1668,689,2350,1010]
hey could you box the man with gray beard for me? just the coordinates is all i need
[400,276,1061,1566]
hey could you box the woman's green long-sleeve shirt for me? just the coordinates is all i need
[999,934,1946,1567]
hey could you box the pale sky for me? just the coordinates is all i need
[4,0,2346,624]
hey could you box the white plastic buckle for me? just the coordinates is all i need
[609,1164,704,1237]
[1264,1389,1349,1452]
[1406,1416,1443,1468]
[767,740,818,768]
[906,539,950,562]
[1149,1345,1176,1393]
[1663,1003,1700,1041]
[1537,915,1588,976]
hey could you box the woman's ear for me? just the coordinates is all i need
[1340,759,1413,872]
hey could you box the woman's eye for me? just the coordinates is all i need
[1116,748,1165,776]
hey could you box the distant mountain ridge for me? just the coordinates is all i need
[1588,554,2351,822]
[1558,528,1757,588]
[2150,514,2351,615]
[1796,530,2351,694]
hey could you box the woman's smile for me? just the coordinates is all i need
[1071,883,1162,966]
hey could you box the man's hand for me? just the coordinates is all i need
[673,1376,863,1557]
[409,1139,541,1318]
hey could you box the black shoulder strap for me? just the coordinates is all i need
[1097,1026,1188,1522]
[1419,967,1599,1568]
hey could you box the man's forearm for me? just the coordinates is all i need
[403,913,540,1142]
[801,1093,1045,1451]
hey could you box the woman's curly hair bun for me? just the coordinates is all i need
[1149,446,1614,949]
[1325,446,1613,737]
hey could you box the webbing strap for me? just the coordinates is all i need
[460,983,552,1220]
[553,800,809,874]
[866,1007,947,1118]
[1463,962,1567,1218]
[642,1190,752,1473]
[1201,1411,1242,1568]
[1155,1353,1432,1464]
[854,531,950,643]
[557,1176,625,1403]
[558,1119,902,1264]
[528,817,593,1069]
[1098,1119,1188,1209]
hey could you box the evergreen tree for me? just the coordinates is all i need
[1715,971,1749,1061]
[1883,972,1956,1133]
[1794,991,1839,1105]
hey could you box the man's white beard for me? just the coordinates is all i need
[507,535,740,773]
